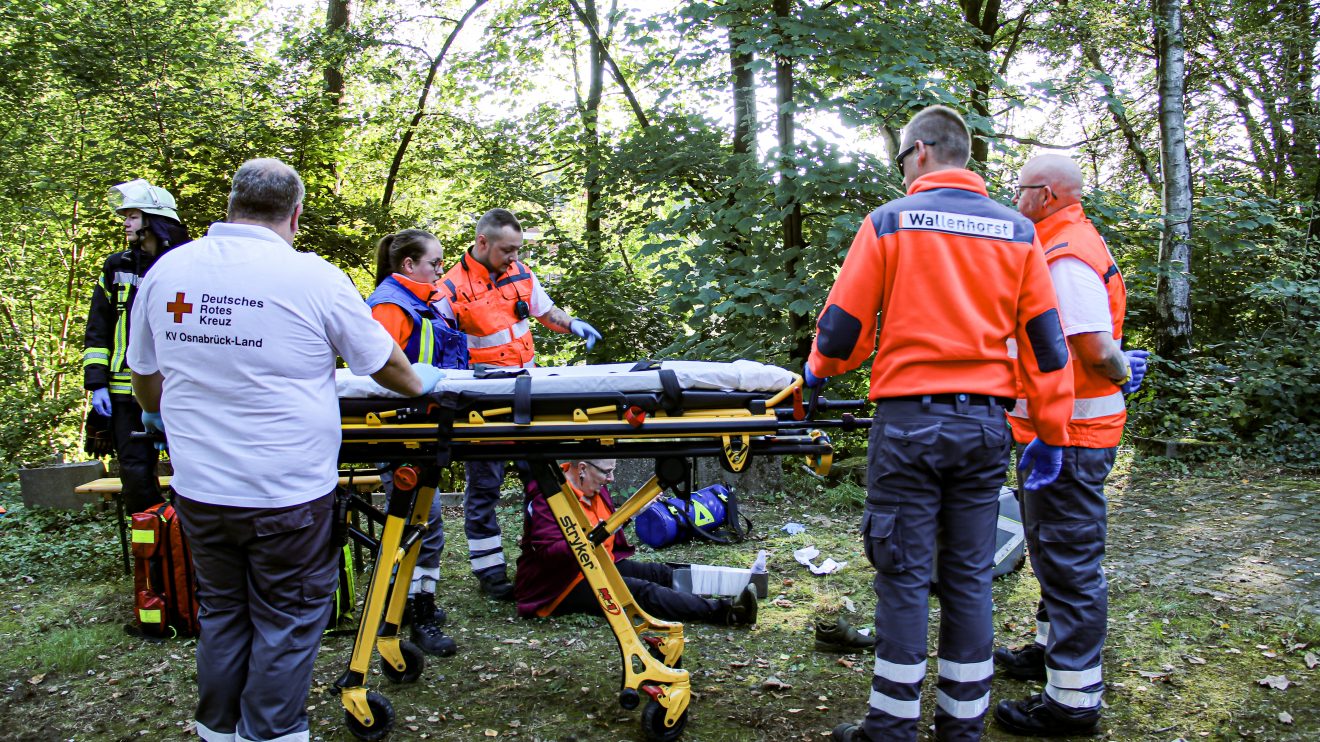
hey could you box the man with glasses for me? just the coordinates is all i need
[808,106,1075,742]
[513,458,758,626]
[993,155,1150,737]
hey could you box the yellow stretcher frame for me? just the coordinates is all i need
[332,374,864,742]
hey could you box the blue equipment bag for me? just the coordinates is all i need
[635,484,749,548]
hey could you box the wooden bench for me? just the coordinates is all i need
[77,474,385,575]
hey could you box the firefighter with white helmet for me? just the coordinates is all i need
[83,178,191,513]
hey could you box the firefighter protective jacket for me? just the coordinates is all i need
[438,251,536,367]
[807,169,1075,447]
[83,248,158,395]
[1009,203,1128,448]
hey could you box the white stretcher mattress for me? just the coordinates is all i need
[336,360,796,399]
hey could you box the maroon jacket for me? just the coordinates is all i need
[514,477,636,618]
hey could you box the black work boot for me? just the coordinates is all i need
[723,585,759,626]
[831,721,870,741]
[994,643,1047,681]
[477,570,515,601]
[814,616,877,653]
[994,693,1100,737]
[402,595,447,628]
[409,592,457,657]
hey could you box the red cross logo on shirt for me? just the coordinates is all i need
[166,292,193,323]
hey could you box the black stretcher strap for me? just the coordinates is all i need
[657,368,683,415]
[513,374,533,425]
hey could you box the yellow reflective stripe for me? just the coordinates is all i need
[84,347,109,359]
[108,382,134,394]
[418,323,435,365]
[138,608,162,624]
[131,529,156,544]
[110,312,128,372]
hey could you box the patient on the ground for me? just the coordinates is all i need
[514,458,757,626]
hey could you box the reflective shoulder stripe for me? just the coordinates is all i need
[874,657,927,684]
[1045,683,1103,710]
[936,689,990,719]
[868,689,921,719]
[1009,391,1124,421]
[1047,664,1103,690]
[938,657,993,683]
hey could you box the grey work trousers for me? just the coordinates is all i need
[464,459,508,577]
[175,492,337,742]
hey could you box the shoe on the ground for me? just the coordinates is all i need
[814,616,877,653]
[477,571,515,601]
[409,592,457,657]
[402,595,447,628]
[994,642,1047,681]
[724,584,759,626]
[831,721,869,741]
[994,693,1100,737]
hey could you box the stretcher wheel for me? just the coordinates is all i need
[641,698,688,742]
[380,641,425,684]
[344,690,394,741]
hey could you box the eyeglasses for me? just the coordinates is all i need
[426,258,443,270]
[584,461,616,478]
[1013,184,1053,200]
[896,140,937,177]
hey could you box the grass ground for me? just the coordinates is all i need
[0,454,1316,741]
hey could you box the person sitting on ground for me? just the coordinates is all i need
[365,227,468,657]
[514,458,758,626]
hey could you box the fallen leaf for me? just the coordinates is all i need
[842,597,856,613]
[772,598,794,608]
[1279,712,1294,724]
[762,675,793,690]
[1257,675,1291,690]
[484,730,498,737]
[1262,650,1278,658]
[28,674,45,685]
[1138,669,1173,682]
[788,708,803,713]
[835,658,854,669]
[1305,652,1318,670]
[1185,656,1206,665]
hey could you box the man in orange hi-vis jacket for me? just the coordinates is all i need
[812,106,1075,742]
[993,155,1150,737]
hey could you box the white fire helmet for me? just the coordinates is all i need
[108,179,179,222]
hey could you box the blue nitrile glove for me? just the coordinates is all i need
[91,388,112,417]
[802,363,827,389]
[410,363,446,394]
[569,319,602,351]
[141,411,166,451]
[1121,349,1150,395]
[1018,438,1063,491]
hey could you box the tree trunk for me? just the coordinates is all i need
[1154,0,1193,359]
[773,0,809,359]
[581,0,606,256]
[323,0,350,195]
[959,0,1003,164]
[730,9,756,157]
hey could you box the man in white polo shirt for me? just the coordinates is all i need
[129,158,441,742]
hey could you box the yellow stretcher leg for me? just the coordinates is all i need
[533,462,693,742]
[338,465,439,741]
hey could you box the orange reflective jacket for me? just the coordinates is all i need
[807,169,1074,446]
[1009,204,1127,448]
[438,251,535,368]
